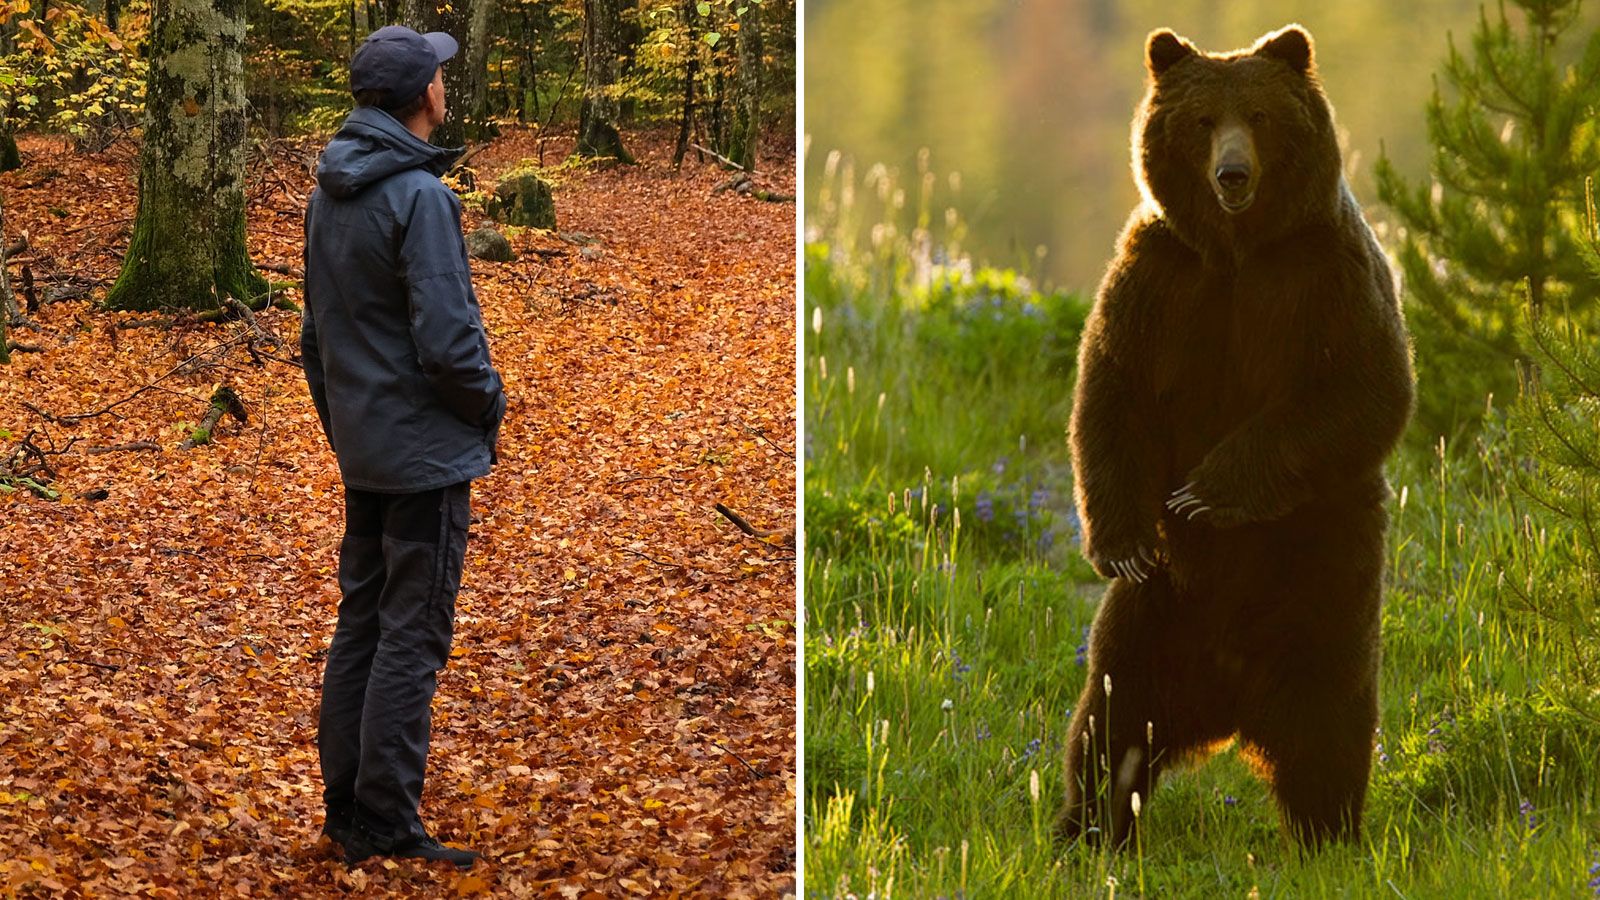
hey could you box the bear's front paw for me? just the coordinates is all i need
[1090,543,1165,584]
[1166,476,1306,527]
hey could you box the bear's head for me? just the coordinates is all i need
[1133,25,1343,247]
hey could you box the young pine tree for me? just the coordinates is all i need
[1504,180,1600,693]
[1375,0,1600,441]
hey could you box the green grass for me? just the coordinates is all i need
[802,173,1600,898]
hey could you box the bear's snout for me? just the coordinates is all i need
[1209,124,1258,213]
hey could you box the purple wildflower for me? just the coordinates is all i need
[1223,795,1238,808]
[975,723,991,741]
[1021,738,1042,761]
[1519,799,1539,831]
[975,492,994,523]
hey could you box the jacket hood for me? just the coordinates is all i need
[315,106,462,199]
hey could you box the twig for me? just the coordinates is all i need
[608,474,678,487]
[705,739,767,779]
[40,334,251,424]
[620,547,683,569]
[63,216,134,235]
[85,441,161,455]
[67,657,121,673]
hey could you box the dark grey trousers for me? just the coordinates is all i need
[318,482,471,841]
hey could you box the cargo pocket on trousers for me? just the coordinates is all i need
[431,484,471,617]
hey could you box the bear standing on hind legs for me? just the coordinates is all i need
[1057,25,1415,850]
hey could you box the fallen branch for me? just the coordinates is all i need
[713,172,793,203]
[6,342,43,353]
[691,142,744,171]
[85,441,161,455]
[222,293,284,349]
[714,503,796,549]
[179,385,248,450]
[21,264,37,313]
[254,261,304,279]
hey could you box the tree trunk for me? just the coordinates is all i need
[466,0,497,139]
[671,0,697,169]
[727,0,761,173]
[576,0,633,162]
[104,0,265,312]
[405,0,474,146]
[0,126,20,172]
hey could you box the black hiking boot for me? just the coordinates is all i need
[321,807,357,849]
[344,826,480,868]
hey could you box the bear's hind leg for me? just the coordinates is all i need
[1057,573,1221,848]
[1242,676,1376,849]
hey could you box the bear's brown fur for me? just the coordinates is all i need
[1058,25,1415,849]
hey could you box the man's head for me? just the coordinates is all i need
[350,25,457,137]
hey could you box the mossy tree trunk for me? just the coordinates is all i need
[104,0,266,313]
[576,0,633,163]
[727,0,762,174]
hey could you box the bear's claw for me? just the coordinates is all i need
[1166,483,1213,519]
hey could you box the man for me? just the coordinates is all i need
[301,25,505,868]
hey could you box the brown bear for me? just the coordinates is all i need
[1057,25,1415,850]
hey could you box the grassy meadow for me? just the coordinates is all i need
[801,157,1600,898]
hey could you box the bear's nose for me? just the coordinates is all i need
[1215,164,1251,191]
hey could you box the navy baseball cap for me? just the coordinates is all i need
[350,25,458,109]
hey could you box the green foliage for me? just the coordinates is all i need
[0,0,148,150]
[1502,182,1600,691]
[1376,0,1600,442]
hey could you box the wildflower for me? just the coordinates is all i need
[1074,626,1090,667]
[975,723,991,741]
[1223,795,1238,808]
[1519,799,1539,831]
[975,492,994,523]
[1586,855,1599,893]
[1131,791,1142,818]
[1375,743,1389,766]
[949,652,972,680]
[1029,487,1049,513]
[1021,737,1042,761]
[942,698,954,711]
[992,456,1009,476]
[1037,528,1056,554]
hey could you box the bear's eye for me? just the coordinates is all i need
[1249,110,1268,125]
[1197,116,1216,130]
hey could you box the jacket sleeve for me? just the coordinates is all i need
[300,206,336,451]
[400,185,505,427]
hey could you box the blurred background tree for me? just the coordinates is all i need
[1377,0,1600,443]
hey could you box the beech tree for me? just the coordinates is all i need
[104,0,265,312]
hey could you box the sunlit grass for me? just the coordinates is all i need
[803,159,1600,898]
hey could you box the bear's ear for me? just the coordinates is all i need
[1256,25,1314,74]
[1146,29,1195,78]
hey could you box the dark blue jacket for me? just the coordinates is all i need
[301,106,506,493]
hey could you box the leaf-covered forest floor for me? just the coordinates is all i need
[0,127,797,897]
